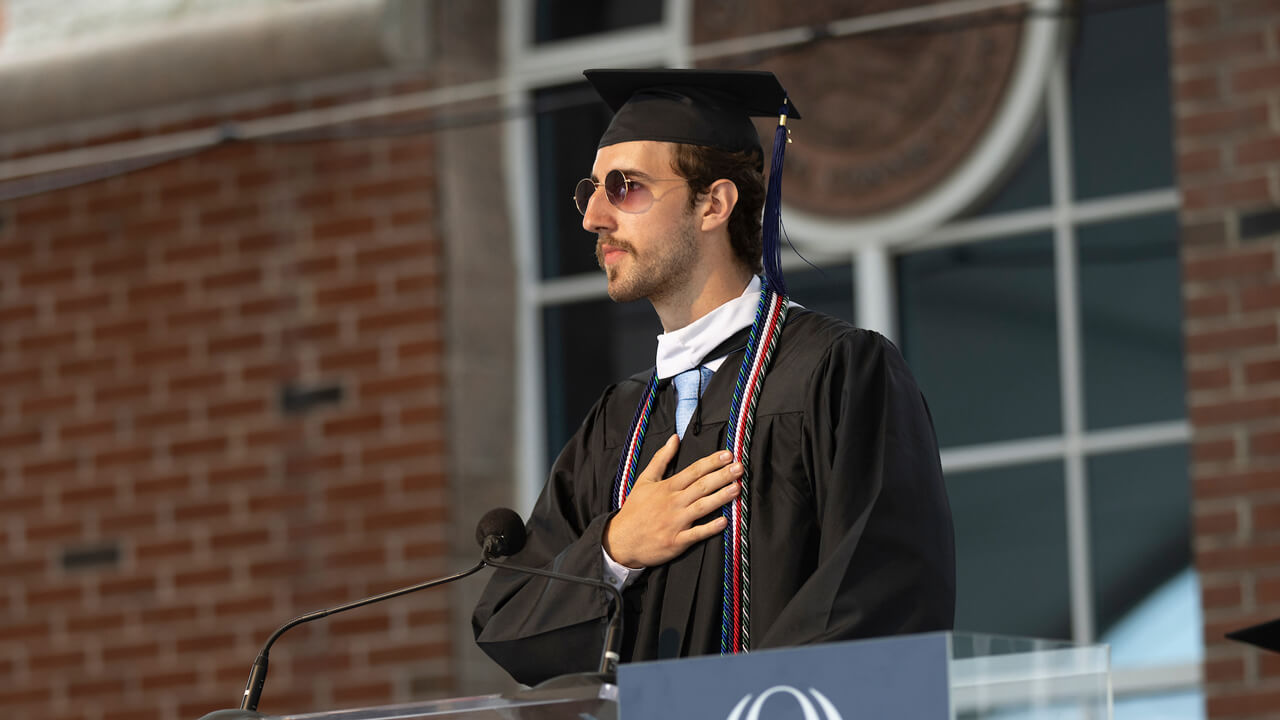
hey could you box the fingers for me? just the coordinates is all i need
[687,478,741,518]
[669,449,737,490]
[637,434,680,483]
[674,514,730,547]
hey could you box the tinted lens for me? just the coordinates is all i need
[604,169,629,208]
[574,178,596,215]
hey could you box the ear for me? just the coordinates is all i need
[699,179,738,234]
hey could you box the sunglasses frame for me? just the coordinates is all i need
[573,169,686,216]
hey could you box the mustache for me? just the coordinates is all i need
[595,236,636,264]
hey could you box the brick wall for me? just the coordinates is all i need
[0,111,451,718]
[1173,0,1280,717]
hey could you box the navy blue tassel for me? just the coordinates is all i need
[762,102,790,297]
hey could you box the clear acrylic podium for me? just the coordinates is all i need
[265,632,1110,719]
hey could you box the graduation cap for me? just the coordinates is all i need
[583,68,801,296]
[1227,617,1280,653]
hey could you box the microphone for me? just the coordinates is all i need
[475,508,624,683]
[199,555,489,718]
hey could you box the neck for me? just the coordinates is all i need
[651,264,754,332]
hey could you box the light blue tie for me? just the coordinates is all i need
[673,366,714,440]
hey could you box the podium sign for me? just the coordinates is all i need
[620,634,949,720]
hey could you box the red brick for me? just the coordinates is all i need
[284,450,345,475]
[140,669,199,691]
[324,479,386,504]
[22,456,78,478]
[99,508,157,534]
[159,178,220,203]
[357,307,429,333]
[398,337,443,360]
[1179,29,1267,68]
[297,252,340,276]
[202,267,261,292]
[326,546,385,569]
[1176,73,1222,104]
[207,330,263,355]
[199,203,258,228]
[328,612,390,636]
[175,631,235,655]
[19,329,76,353]
[351,177,429,201]
[315,281,379,307]
[96,380,152,406]
[368,641,447,666]
[360,371,440,399]
[207,396,268,421]
[1185,292,1231,319]
[366,508,436,532]
[407,607,448,627]
[138,605,196,625]
[319,348,380,374]
[1203,575,1243,608]
[322,412,384,437]
[1232,0,1280,23]
[313,216,375,241]
[58,354,120,380]
[50,229,111,253]
[25,517,83,543]
[1194,437,1237,464]
[403,538,448,559]
[0,618,51,641]
[209,527,270,550]
[166,306,224,331]
[20,264,76,287]
[0,303,38,324]
[0,364,41,387]
[1178,146,1222,176]
[127,280,186,306]
[1209,689,1280,716]
[55,290,114,315]
[173,498,232,522]
[94,444,154,471]
[1183,175,1272,211]
[135,537,194,561]
[1245,356,1280,384]
[28,648,87,672]
[242,360,288,384]
[1193,395,1280,425]
[402,471,445,492]
[1234,61,1280,94]
[67,610,124,634]
[1195,467,1280,497]
[1204,656,1246,685]
[135,406,192,430]
[247,489,306,514]
[213,593,273,618]
[98,574,156,598]
[169,369,227,394]
[0,556,47,577]
[93,317,149,343]
[296,320,340,342]
[237,295,291,318]
[173,565,232,588]
[169,435,229,458]
[391,208,431,227]
[132,342,191,368]
[0,686,52,706]
[14,201,71,225]
[1241,283,1280,312]
[60,483,117,506]
[25,581,83,606]
[1186,322,1278,354]
[127,215,182,240]
[92,249,148,276]
[1255,500,1280,531]
[0,426,41,450]
[236,230,284,255]
[361,440,431,464]
[133,471,191,497]
[400,403,442,426]
[162,239,223,265]
[1254,427,1280,455]
[356,241,426,269]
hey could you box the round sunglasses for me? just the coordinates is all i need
[573,169,686,215]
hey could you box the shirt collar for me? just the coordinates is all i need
[655,276,760,379]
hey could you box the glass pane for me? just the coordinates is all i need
[1070,1,1175,198]
[543,299,662,464]
[534,0,663,43]
[535,83,614,280]
[949,462,1072,640]
[786,261,855,324]
[1090,445,1201,668]
[1114,690,1205,719]
[1079,213,1186,429]
[896,233,1060,447]
[961,127,1051,218]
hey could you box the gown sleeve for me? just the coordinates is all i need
[470,387,622,685]
[758,330,956,647]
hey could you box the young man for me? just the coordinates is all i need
[472,69,955,685]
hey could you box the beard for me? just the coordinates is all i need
[595,218,700,304]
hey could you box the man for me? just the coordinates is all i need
[473,69,954,685]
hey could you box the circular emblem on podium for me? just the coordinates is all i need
[693,0,1064,246]
[725,685,845,720]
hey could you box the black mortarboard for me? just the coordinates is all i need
[1227,617,1280,653]
[582,68,801,295]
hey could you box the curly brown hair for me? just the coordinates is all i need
[671,143,765,275]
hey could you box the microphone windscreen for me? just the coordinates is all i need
[476,508,527,557]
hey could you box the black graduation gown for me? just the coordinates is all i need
[472,309,955,685]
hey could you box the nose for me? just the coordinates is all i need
[581,185,615,234]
